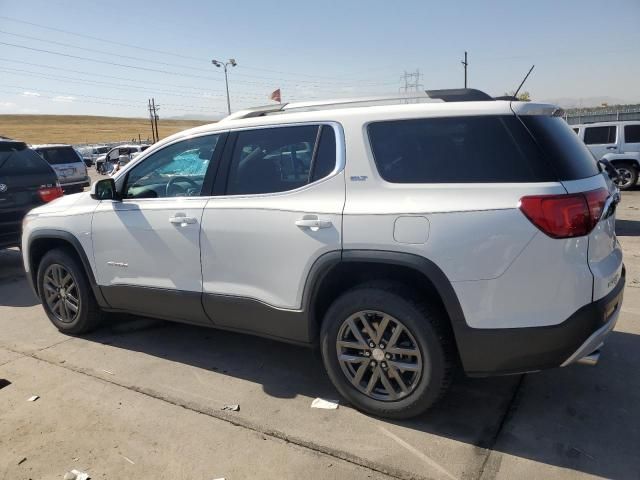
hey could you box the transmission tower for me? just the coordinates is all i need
[399,70,424,102]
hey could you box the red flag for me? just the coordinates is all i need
[270,88,281,103]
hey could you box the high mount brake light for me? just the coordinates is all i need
[519,188,609,239]
[38,184,63,203]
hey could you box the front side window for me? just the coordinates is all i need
[624,125,640,144]
[226,124,336,195]
[123,135,219,199]
[584,126,617,144]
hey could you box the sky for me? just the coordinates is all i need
[0,0,639,119]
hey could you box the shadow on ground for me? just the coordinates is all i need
[83,312,639,479]
[616,219,640,237]
[0,249,39,308]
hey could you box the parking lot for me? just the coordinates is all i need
[0,182,638,480]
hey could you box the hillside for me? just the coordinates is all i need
[0,114,211,145]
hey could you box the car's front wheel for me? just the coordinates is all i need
[37,248,103,334]
[320,283,455,419]
[614,163,638,191]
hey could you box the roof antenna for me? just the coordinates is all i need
[513,65,535,99]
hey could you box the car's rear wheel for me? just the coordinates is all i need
[320,283,454,419]
[614,163,638,191]
[37,248,103,334]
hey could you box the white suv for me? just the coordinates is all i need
[572,121,640,190]
[21,90,625,419]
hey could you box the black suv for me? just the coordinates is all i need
[0,139,62,249]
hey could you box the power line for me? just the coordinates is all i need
[0,15,397,86]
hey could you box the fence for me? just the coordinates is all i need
[564,104,640,125]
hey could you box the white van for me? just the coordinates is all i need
[572,121,640,190]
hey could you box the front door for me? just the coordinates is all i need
[92,133,223,325]
[200,124,344,341]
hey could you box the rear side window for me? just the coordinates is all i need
[0,144,53,175]
[583,126,617,144]
[368,116,554,183]
[624,125,640,143]
[227,124,337,195]
[36,147,82,165]
[521,116,599,180]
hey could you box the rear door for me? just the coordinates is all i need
[200,123,344,341]
[36,146,86,184]
[583,125,619,160]
[0,143,57,247]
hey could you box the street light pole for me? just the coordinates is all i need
[212,58,237,115]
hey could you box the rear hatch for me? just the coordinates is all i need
[35,146,87,185]
[517,112,623,301]
[0,142,60,246]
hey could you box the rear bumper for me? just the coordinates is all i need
[60,178,90,191]
[459,267,625,376]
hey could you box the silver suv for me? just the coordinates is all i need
[21,90,625,419]
[32,144,90,194]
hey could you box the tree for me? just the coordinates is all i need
[504,91,531,101]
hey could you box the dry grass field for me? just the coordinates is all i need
[0,114,211,145]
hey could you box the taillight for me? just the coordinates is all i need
[38,184,63,203]
[519,187,609,239]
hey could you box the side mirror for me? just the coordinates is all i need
[598,159,620,183]
[90,178,119,201]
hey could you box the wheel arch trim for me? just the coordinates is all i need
[26,229,109,308]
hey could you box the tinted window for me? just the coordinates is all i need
[124,135,219,199]
[0,144,53,175]
[368,116,554,183]
[584,126,617,144]
[36,147,82,165]
[624,124,640,143]
[227,125,321,195]
[521,116,599,180]
[310,126,337,182]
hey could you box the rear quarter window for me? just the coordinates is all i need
[521,116,600,180]
[367,115,554,183]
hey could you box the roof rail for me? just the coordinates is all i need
[221,94,434,121]
[425,88,494,102]
[220,104,287,122]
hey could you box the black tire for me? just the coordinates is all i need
[37,248,103,334]
[320,283,455,419]
[614,163,638,191]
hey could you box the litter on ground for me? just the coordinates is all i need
[311,397,339,409]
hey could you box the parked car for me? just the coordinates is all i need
[0,139,62,249]
[96,144,150,174]
[22,90,624,419]
[77,145,109,167]
[572,120,640,190]
[31,144,90,194]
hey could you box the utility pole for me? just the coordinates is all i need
[461,51,468,88]
[152,97,159,142]
[147,99,156,143]
[399,69,424,102]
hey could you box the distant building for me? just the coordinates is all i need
[564,104,640,124]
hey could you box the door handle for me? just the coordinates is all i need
[169,213,197,226]
[295,216,332,229]
[606,146,617,150]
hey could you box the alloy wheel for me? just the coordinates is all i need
[614,167,633,189]
[43,263,80,323]
[336,310,424,401]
